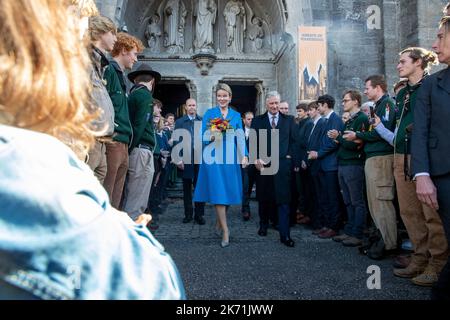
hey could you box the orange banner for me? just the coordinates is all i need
[298,27,327,101]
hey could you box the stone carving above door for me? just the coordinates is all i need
[144,14,162,53]
[193,0,217,53]
[163,0,187,54]
[136,0,274,59]
[224,0,246,54]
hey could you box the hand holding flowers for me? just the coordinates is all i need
[209,117,233,142]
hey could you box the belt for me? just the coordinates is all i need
[138,144,152,150]
[96,136,113,143]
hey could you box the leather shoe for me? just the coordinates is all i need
[312,227,327,235]
[281,238,295,247]
[296,212,305,224]
[342,237,363,247]
[194,216,205,225]
[298,216,311,225]
[258,228,267,236]
[392,254,411,269]
[243,212,251,221]
[394,264,426,278]
[182,216,193,224]
[319,229,337,239]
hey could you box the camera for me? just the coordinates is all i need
[369,107,376,125]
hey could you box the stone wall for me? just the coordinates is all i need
[310,0,385,106]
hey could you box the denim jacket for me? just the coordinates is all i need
[0,125,185,300]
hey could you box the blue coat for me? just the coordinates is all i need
[295,117,314,166]
[307,118,326,175]
[193,107,246,205]
[317,112,345,172]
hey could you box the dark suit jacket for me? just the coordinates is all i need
[251,112,298,204]
[174,115,202,180]
[412,67,450,177]
[316,112,345,172]
[295,117,314,167]
[307,118,326,175]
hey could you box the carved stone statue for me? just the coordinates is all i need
[248,16,264,52]
[224,0,246,54]
[163,0,187,54]
[194,0,217,52]
[145,14,162,52]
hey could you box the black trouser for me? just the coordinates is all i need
[311,173,325,230]
[288,170,299,224]
[259,201,291,240]
[298,168,314,217]
[183,164,205,219]
[241,165,257,214]
[147,156,164,221]
[432,173,450,300]
[161,161,174,201]
[319,170,341,231]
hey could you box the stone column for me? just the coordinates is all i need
[195,77,220,115]
[96,0,125,26]
[382,0,400,94]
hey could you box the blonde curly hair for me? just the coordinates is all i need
[70,0,99,18]
[0,0,96,159]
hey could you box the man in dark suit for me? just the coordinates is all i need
[252,91,299,247]
[308,95,345,239]
[295,103,315,224]
[306,101,327,234]
[241,111,257,221]
[412,16,450,300]
[173,98,205,225]
[281,101,302,226]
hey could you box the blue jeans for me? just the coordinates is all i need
[314,170,341,231]
[338,165,368,239]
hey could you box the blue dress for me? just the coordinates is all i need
[193,106,246,205]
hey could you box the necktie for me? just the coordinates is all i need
[271,116,277,129]
[189,118,194,136]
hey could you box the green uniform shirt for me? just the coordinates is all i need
[128,85,156,151]
[356,95,396,159]
[393,82,421,155]
[104,62,132,145]
[337,111,370,165]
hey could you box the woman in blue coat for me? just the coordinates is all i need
[194,84,248,247]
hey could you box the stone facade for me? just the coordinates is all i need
[95,0,448,115]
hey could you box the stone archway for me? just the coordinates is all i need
[215,78,266,115]
[153,77,196,118]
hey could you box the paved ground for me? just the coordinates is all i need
[152,197,431,300]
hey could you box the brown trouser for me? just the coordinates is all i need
[103,141,129,209]
[394,155,448,270]
[365,155,397,250]
[122,147,155,221]
[86,140,107,184]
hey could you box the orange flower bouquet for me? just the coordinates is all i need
[208,118,233,133]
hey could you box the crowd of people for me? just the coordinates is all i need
[1,0,450,300]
